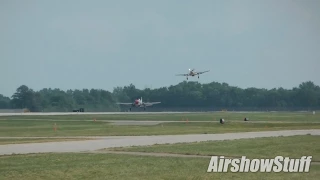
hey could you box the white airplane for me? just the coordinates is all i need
[176,68,210,80]
[116,97,161,111]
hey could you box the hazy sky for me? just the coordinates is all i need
[1,0,320,97]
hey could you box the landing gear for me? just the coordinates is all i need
[144,107,146,111]
[198,76,199,79]
[187,76,188,80]
[129,108,131,111]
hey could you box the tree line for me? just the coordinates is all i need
[0,81,319,112]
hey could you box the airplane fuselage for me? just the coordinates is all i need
[176,69,209,80]
[116,97,161,111]
[132,99,145,107]
[184,70,202,80]
[188,71,197,76]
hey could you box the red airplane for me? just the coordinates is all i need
[116,97,161,111]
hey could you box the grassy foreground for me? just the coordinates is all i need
[0,153,319,180]
[0,111,319,122]
[0,119,320,137]
[0,138,94,145]
[107,135,320,161]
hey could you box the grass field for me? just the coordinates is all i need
[0,138,94,145]
[0,149,318,179]
[0,112,319,179]
[106,135,320,161]
[0,111,319,137]
[0,119,320,137]
[0,111,319,122]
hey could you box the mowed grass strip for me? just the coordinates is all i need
[0,120,320,137]
[0,111,319,122]
[107,135,320,161]
[0,153,319,180]
[0,138,94,145]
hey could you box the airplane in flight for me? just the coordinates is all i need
[116,97,161,111]
[176,68,210,80]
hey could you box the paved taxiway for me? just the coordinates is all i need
[0,129,319,155]
[0,112,200,116]
[0,110,303,117]
[1,119,319,126]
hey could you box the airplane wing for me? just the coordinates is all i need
[196,70,210,75]
[144,102,161,106]
[116,103,132,106]
[175,74,189,76]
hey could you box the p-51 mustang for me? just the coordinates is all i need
[176,68,210,80]
[116,97,161,111]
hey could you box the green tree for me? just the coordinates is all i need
[0,94,11,108]
[2,81,319,112]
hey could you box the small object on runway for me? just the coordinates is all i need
[220,118,225,124]
[244,117,249,121]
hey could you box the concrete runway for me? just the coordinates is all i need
[1,119,319,126]
[108,120,320,126]
[0,129,319,156]
[0,111,305,117]
[0,112,200,116]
